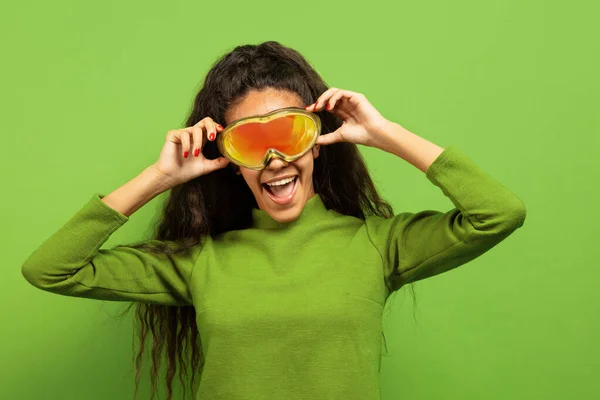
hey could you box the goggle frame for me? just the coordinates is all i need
[216,107,322,171]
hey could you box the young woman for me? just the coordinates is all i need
[22,41,527,400]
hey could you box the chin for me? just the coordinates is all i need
[267,204,303,223]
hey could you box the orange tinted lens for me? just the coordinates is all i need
[222,114,317,166]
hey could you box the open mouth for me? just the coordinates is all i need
[262,176,298,205]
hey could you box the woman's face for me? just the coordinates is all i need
[224,88,320,223]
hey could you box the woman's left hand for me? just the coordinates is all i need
[306,88,390,147]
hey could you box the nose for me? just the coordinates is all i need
[264,154,289,170]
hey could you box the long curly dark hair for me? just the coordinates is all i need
[117,40,417,400]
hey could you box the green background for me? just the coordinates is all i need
[2,0,598,399]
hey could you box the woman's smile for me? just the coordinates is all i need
[262,174,299,205]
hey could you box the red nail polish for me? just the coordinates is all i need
[209,133,215,141]
[327,103,332,110]
[184,151,189,158]
[194,148,200,157]
[217,124,223,129]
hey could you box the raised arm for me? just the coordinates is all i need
[21,165,202,306]
[361,120,526,292]
[22,119,233,305]
[365,144,527,292]
[305,91,526,292]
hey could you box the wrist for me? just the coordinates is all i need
[369,120,409,152]
[145,164,177,193]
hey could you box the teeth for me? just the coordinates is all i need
[265,176,296,186]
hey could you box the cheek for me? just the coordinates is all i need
[240,170,262,189]
[297,156,315,179]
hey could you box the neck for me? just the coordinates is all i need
[251,194,330,230]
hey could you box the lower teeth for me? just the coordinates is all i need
[266,178,296,198]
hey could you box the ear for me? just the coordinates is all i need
[312,144,320,159]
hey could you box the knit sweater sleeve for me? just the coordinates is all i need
[364,146,527,292]
[21,193,202,306]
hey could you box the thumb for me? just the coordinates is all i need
[203,157,230,174]
[316,129,344,146]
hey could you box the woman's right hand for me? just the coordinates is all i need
[151,117,230,188]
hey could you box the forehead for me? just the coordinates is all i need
[225,88,304,125]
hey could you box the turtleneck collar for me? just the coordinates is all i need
[251,194,329,230]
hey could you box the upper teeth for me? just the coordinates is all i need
[266,176,295,186]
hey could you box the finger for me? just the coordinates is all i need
[319,88,342,111]
[166,129,182,144]
[316,130,343,146]
[206,120,219,142]
[191,125,204,157]
[319,91,352,120]
[339,90,364,108]
[193,116,214,127]
[330,106,352,120]
[314,87,340,111]
[306,87,339,111]
[178,128,192,158]
[326,89,347,111]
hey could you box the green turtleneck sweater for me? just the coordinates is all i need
[21,145,526,400]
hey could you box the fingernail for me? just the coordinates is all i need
[326,103,332,110]
[216,124,223,129]
[209,133,215,141]
[194,148,200,157]
[184,151,189,158]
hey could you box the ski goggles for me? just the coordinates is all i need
[216,107,322,170]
